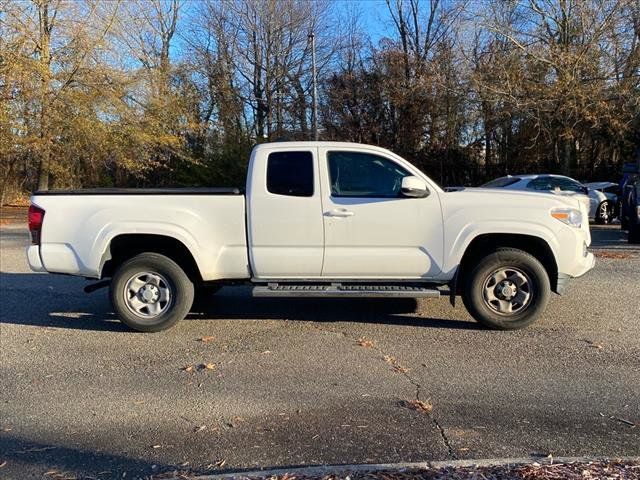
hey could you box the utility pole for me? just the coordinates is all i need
[309,32,318,141]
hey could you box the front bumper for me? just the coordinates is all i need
[556,250,595,295]
[26,245,47,273]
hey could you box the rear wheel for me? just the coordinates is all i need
[462,248,550,330]
[110,253,194,332]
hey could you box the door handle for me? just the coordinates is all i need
[326,209,354,217]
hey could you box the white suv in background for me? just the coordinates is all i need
[482,174,612,223]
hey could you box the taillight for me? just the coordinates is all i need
[28,204,45,245]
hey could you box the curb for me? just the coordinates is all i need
[179,456,640,479]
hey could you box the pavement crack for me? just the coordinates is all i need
[432,414,456,459]
[308,323,456,459]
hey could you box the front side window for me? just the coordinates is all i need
[328,151,409,198]
[267,151,314,197]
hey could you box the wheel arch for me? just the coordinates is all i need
[101,234,202,282]
[456,233,559,294]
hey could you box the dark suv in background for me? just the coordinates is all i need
[620,163,640,244]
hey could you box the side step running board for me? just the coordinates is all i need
[252,283,441,298]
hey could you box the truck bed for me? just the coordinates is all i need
[30,191,249,281]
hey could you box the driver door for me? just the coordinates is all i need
[318,147,443,279]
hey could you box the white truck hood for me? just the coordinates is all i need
[447,187,591,228]
[441,187,592,241]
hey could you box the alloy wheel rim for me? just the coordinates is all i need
[482,267,533,316]
[599,203,609,222]
[124,271,172,318]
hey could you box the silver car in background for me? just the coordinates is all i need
[584,182,619,224]
[481,174,615,224]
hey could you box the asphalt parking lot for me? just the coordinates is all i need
[1,224,639,479]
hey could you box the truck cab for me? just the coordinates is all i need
[246,143,444,280]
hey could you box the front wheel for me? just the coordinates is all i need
[110,252,194,332]
[462,248,550,330]
[595,201,613,224]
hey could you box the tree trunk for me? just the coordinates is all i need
[37,2,52,191]
[561,138,571,175]
[482,101,492,175]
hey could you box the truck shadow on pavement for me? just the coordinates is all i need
[0,434,179,480]
[190,290,482,330]
[0,272,481,332]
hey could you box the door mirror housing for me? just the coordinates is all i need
[401,176,430,198]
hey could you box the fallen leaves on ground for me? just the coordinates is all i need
[205,459,226,469]
[594,250,637,259]
[357,337,374,348]
[146,460,640,480]
[383,354,410,374]
[180,363,216,373]
[405,399,434,414]
[583,339,604,350]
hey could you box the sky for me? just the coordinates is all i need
[334,0,395,45]
[175,0,397,58]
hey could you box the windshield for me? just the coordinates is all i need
[482,177,521,188]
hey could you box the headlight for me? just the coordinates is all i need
[551,207,582,228]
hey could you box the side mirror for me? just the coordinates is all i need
[582,186,589,195]
[401,176,430,198]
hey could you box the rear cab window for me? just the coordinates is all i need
[266,151,314,197]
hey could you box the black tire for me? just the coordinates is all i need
[110,252,194,332]
[629,224,640,244]
[595,201,612,224]
[462,248,550,330]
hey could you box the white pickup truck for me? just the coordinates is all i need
[27,142,595,332]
